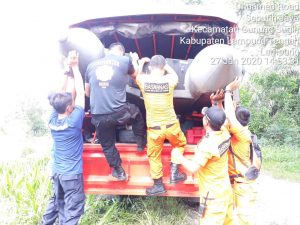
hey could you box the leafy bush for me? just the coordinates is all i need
[22,98,48,137]
[240,72,300,147]
[0,95,48,138]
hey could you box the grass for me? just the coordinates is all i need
[261,145,300,182]
[80,195,199,225]
[0,154,51,225]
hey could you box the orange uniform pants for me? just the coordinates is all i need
[233,182,258,225]
[147,121,186,179]
[199,191,234,225]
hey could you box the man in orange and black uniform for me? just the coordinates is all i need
[172,105,233,225]
[135,55,187,195]
[225,78,258,225]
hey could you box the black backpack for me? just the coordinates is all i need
[230,134,262,180]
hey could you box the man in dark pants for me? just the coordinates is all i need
[85,42,146,180]
[41,51,85,225]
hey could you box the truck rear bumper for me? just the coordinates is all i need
[83,143,199,197]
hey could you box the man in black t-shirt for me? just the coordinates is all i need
[85,42,145,180]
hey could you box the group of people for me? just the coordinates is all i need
[41,42,258,225]
[172,80,258,225]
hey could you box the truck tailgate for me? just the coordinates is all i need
[83,143,199,197]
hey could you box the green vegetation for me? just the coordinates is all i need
[240,73,300,181]
[21,97,48,137]
[262,145,300,182]
[0,95,48,138]
[0,155,51,225]
[81,195,197,225]
[240,72,300,148]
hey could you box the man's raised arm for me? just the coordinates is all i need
[224,77,242,125]
[67,51,85,108]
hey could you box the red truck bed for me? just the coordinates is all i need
[83,143,199,197]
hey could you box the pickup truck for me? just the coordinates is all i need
[59,5,242,197]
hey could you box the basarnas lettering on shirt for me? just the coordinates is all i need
[144,83,169,93]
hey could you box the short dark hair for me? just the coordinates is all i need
[109,42,125,55]
[49,92,72,114]
[235,106,250,126]
[149,55,166,69]
[202,106,226,131]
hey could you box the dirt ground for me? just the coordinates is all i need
[256,174,300,225]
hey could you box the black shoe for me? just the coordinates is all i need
[136,135,146,152]
[112,166,127,181]
[170,163,187,184]
[146,178,166,196]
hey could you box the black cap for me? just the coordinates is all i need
[235,106,250,126]
[202,106,226,131]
